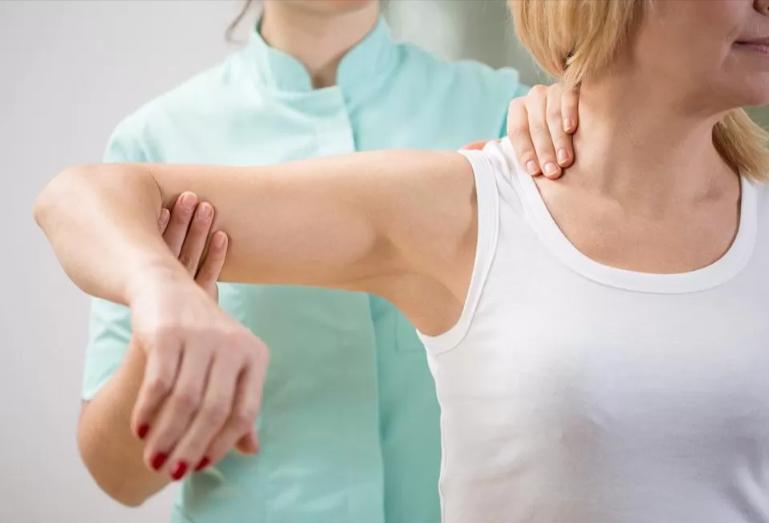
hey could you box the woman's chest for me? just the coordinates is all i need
[433,273,769,451]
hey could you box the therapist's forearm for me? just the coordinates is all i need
[78,339,171,507]
[33,165,181,305]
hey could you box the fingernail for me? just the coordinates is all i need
[564,118,575,132]
[150,452,168,471]
[198,203,212,220]
[137,424,150,440]
[181,193,197,211]
[525,161,539,175]
[557,149,569,165]
[159,210,169,226]
[194,457,211,472]
[543,162,559,176]
[170,461,189,481]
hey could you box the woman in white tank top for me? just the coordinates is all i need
[35,1,769,522]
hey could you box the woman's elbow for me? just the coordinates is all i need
[33,165,89,229]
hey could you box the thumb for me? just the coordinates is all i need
[234,429,259,455]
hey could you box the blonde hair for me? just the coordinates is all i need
[510,0,769,182]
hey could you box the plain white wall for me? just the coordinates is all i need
[1,3,246,521]
[0,1,538,522]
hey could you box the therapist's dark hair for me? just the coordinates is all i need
[227,0,255,43]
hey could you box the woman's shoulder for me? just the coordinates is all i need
[459,139,529,214]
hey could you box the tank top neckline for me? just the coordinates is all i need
[511,150,758,295]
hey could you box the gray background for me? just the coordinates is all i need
[0,1,765,522]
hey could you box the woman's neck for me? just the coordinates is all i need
[260,1,380,89]
[567,74,737,212]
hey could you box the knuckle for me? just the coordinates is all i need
[201,400,230,425]
[239,402,260,423]
[153,323,182,341]
[146,376,172,397]
[507,126,531,141]
[546,107,563,122]
[178,253,194,270]
[528,84,548,99]
[172,388,201,411]
[231,411,255,433]
[528,122,547,135]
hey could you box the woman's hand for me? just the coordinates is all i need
[464,83,580,179]
[133,193,265,481]
[507,83,580,179]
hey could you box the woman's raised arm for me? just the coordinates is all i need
[33,149,478,480]
[34,150,475,306]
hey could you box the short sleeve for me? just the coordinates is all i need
[82,120,149,400]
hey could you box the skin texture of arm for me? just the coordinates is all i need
[34,150,477,334]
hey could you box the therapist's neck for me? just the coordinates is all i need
[567,66,736,212]
[260,1,380,89]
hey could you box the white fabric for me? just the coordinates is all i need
[418,140,769,523]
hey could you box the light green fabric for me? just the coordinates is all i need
[84,19,529,523]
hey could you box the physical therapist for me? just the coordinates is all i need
[76,1,578,522]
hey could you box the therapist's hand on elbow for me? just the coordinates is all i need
[134,193,263,480]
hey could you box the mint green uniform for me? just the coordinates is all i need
[84,19,529,523]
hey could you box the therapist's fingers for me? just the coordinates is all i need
[506,97,541,176]
[143,339,213,478]
[561,86,580,135]
[545,84,574,170]
[204,350,266,467]
[196,231,228,301]
[131,334,182,442]
[164,192,198,257]
[526,85,561,179]
[178,202,214,277]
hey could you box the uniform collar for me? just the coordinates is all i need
[246,17,397,94]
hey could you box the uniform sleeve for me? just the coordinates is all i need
[82,119,149,400]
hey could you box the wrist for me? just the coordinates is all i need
[124,256,188,306]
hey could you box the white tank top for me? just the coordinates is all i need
[417,140,769,523]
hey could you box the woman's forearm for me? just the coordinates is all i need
[78,339,170,506]
[33,164,183,305]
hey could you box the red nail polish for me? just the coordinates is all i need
[170,461,189,481]
[194,457,211,472]
[137,424,150,440]
[150,452,168,471]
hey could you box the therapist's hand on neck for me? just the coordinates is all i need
[465,83,580,180]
